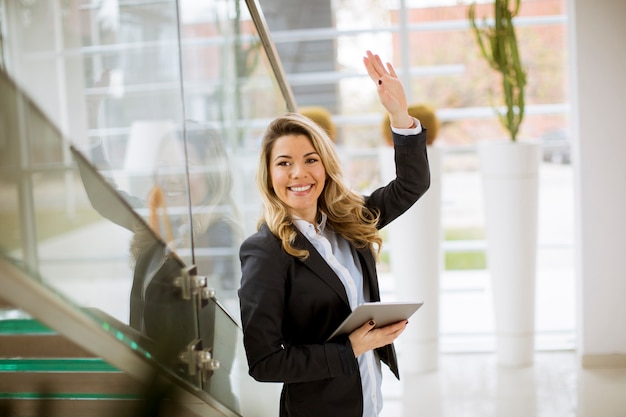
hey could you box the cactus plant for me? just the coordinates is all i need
[469,0,527,141]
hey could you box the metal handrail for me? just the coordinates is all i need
[245,0,298,112]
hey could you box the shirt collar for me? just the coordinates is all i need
[292,212,328,237]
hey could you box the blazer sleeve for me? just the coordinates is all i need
[368,128,430,229]
[238,228,359,383]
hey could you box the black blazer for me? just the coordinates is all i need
[238,129,430,417]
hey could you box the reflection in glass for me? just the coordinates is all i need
[186,130,242,309]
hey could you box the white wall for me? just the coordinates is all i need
[570,0,626,366]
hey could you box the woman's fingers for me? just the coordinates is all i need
[349,319,409,357]
[364,50,391,82]
[369,51,386,75]
[387,62,398,78]
[366,50,399,80]
[370,320,408,347]
[351,320,377,341]
[378,320,408,337]
[390,321,409,338]
[363,56,381,82]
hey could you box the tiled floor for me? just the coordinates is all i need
[379,351,626,417]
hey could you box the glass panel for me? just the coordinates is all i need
[0,149,21,264]
[1,68,202,389]
[175,0,293,243]
[198,298,241,413]
[1,0,292,413]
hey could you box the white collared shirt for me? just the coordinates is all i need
[293,213,382,417]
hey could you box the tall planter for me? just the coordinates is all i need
[478,140,540,367]
[379,144,443,374]
[379,104,441,373]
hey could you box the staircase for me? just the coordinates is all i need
[0,251,242,417]
[0,309,204,417]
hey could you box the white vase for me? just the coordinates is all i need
[379,144,443,373]
[478,140,541,367]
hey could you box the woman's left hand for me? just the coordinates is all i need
[348,319,409,357]
[363,50,413,129]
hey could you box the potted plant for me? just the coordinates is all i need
[469,0,541,367]
[379,104,443,373]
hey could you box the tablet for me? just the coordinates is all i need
[326,301,423,342]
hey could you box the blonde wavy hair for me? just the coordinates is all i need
[257,113,382,260]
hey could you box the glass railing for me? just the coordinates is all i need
[0,0,294,415]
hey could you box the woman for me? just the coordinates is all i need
[238,51,430,417]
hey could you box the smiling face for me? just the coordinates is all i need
[155,138,188,207]
[156,139,209,208]
[269,134,326,223]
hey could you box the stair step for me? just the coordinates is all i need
[0,393,139,400]
[0,398,194,417]
[0,358,118,372]
[0,387,201,417]
[0,370,144,394]
[0,318,54,334]
[0,316,97,358]
[0,358,146,395]
[0,334,96,358]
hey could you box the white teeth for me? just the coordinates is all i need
[290,185,311,192]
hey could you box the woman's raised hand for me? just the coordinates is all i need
[363,50,413,129]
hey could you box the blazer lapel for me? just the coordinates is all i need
[355,246,380,303]
[293,230,351,308]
